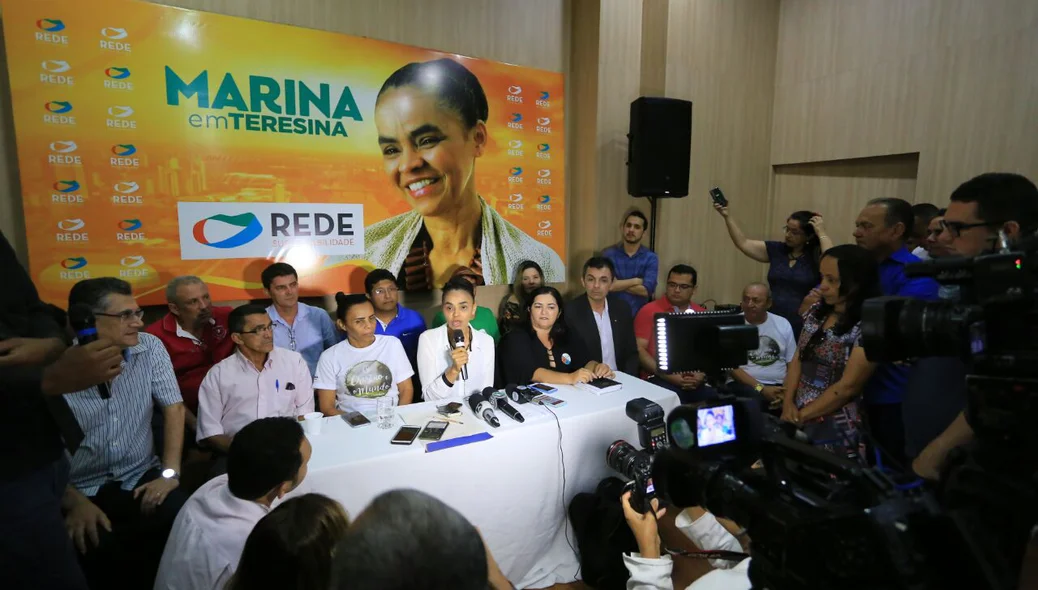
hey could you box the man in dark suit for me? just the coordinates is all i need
[565,257,639,376]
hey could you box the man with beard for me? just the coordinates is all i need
[146,276,234,434]
[603,209,659,317]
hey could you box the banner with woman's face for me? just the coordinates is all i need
[3,0,566,304]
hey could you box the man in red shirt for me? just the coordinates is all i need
[633,264,716,403]
[145,276,234,432]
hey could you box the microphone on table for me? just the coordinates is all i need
[451,329,468,381]
[506,383,537,405]
[68,303,111,400]
[468,390,500,428]
[486,387,524,423]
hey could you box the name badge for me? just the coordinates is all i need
[561,353,572,366]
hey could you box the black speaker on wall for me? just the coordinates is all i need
[627,97,692,198]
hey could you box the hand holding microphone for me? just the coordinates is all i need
[67,304,119,399]
[451,329,468,381]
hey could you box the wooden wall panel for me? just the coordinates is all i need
[657,0,781,307]
[770,154,920,249]
[772,0,1038,209]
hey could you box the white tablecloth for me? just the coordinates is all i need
[301,372,680,589]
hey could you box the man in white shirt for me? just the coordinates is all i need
[728,283,796,409]
[621,494,750,590]
[154,417,311,590]
[197,304,314,453]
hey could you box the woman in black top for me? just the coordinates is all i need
[498,286,614,386]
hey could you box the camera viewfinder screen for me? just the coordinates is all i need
[696,405,736,447]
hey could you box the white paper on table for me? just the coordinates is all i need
[397,405,489,446]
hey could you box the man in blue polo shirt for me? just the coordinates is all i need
[366,269,426,393]
[853,197,939,469]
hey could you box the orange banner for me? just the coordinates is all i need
[2,0,566,305]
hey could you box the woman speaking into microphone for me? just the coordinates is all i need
[417,277,495,401]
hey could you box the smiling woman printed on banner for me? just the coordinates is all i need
[355,57,564,290]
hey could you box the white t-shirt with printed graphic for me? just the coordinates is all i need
[741,312,796,385]
[314,335,414,414]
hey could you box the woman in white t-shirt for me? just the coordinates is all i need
[314,293,414,416]
[417,277,496,402]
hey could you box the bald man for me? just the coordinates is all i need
[728,283,796,409]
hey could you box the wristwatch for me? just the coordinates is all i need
[754,383,764,393]
[161,467,180,481]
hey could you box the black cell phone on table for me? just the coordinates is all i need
[419,420,449,441]
[709,187,728,207]
[391,425,422,445]
[342,411,371,428]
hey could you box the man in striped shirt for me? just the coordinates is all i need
[61,278,187,588]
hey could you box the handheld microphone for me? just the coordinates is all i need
[451,329,468,381]
[488,389,524,423]
[468,390,500,428]
[68,304,111,400]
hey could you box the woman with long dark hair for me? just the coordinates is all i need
[714,204,833,336]
[780,245,880,461]
[498,260,544,337]
[497,286,613,386]
[229,493,349,590]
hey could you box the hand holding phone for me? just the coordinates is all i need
[709,187,728,208]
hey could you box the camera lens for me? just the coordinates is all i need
[606,440,650,480]
[862,297,981,361]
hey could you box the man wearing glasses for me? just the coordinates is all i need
[633,264,716,403]
[262,262,340,378]
[913,172,1038,480]
[62,278,187,588]
[196,304,313,455]
[366,268,426,377]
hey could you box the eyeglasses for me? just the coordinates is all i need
[238,323,274,336]
[373,287,399,296]
[782,226,804,236]
[666,282,694,291]
[940,219,1002,238]
[96,308,145,322]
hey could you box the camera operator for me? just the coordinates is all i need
[620,494,750,590]
[0,231,125,589]
[912,172,1038,480]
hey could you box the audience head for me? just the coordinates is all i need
[227,417,311,503]
[941,173,1038,257]
[740,282,771,324]
[909,203,941,249]
[334,292,376,346]
[664,264,698,309]
[513,260,545,300]
[526,286,568,342]
[229,304,274,356]
[582,256,615,305]
[331,489,488,590]
[785,211,820,258]
[165,275,213,330]
[854,198,914,256]
[375,58,488,217]
[231,493,349,590]
[364,269,400,315]
[441,277,476,333]
[815,245,881,335]
[262,263,299,311]
[925,209,950,258]
[68,277,142,348]
[621,208,648,245]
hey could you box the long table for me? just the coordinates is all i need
[301,372,680,589]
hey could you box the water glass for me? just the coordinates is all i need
[376,396,396,429]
